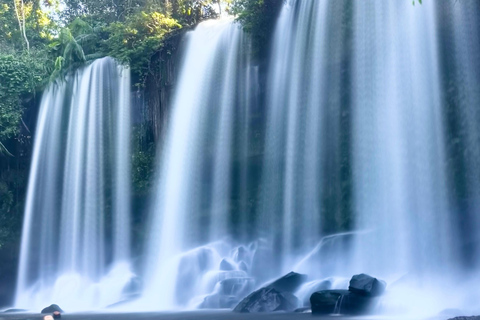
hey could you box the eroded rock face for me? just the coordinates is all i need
[348,274,386,297]
[266,271,308,293]
[233,287,300,313]
[41,304,63,314]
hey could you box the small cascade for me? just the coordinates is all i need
[15,57,134,311]
[332,294,345,315]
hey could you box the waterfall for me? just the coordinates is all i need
[262,0,480,316]
[15,57,134,311]
[12,0,480,316]
[140,19,255,310]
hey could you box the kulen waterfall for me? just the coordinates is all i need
[14,0,480,317]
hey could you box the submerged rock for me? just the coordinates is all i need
[266,271,308,293]
[233,287,300,313]
[41,304,63,314]
[348,273,386,297]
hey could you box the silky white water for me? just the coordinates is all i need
[12,0,480,316]
[263,0,480,316]
[140,19,255,310]
[15,57,134,311]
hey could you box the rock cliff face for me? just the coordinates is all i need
[141,30,185,143]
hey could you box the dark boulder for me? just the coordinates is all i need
[41,304,63,313]
[300,279,333,306]
[233,287,300,313]
[348,273,386,297]
[448,318,480,320]
[266,271,308,293]
[310,290,378,315]
[219,259,235,271]
[310,290,349,314]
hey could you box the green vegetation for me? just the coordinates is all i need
[230,0,283,58]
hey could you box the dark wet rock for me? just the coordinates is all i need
[219,259,235,271]
[3,308,28,313]
[448,317,480,320]
[348,273,386,297]
[266,271,308,293]
[53,310,62,319]
[310,290,349,314]
[310,290,377,315]
[41,304,63,313]
[300,279,333,306]
[233,287,300,313]
[238,261,248,273]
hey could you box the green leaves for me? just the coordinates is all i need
[104,11,182,87]
[0,53,44,155]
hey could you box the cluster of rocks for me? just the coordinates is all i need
[233,272,306,313]
[232,271,386,316]
[310,273,385,315]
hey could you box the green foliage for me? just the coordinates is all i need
[0,54,45,155]
[132,142,156,195]
[230,0,283,58]
[170,0,219,26]
[104,11,181,86]
[47,28,87,80]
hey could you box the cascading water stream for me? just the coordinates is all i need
[262,0,480,316]
[11,0,480,316]
[15,57,134,311]
[140,19,256,310]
